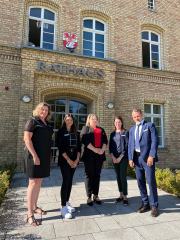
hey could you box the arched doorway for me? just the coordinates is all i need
[46,97,89,162]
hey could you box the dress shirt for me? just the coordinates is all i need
[134,120,144,152]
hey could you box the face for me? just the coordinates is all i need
[132,111,143,124]
[65,117,73,128]
[90,115,98,127]
[38,106,49,119]
[114,119,122,130]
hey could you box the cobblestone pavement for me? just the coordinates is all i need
[0,164,180,240]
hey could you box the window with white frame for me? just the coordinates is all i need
[28,7,55,50]
[142,31,160,70]
[83,18,106,58]
[148,0,155,9]
[144,103,163,147]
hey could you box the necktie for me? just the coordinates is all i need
[135,124,140,150]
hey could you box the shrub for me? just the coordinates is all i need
[0,161,17,204]
[126,164,136,179]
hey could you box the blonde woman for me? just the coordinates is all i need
[81,114,108,206]
[24,102,53,226]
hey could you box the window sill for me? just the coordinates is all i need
[158,147,168,152]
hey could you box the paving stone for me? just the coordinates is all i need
[54,219,101,238]
[94,216,122,231]
[93,228,145,240]
[135,221,180,240]
[69,233,95,240]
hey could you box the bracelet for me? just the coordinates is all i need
[77,157,79,160]
[67,158,70,162]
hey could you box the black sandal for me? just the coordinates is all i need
[34,207,47,215]
[26,215,39,226]
[93,195,101,205]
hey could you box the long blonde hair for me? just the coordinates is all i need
[33,102,52,120]
[86,114,99,126]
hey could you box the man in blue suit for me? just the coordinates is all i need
[128,109,158,217]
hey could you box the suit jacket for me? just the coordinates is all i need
[109,130,129,158]
[128,121,158,162]
[81,125,108,162]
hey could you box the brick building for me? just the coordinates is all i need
[0,0,180,170]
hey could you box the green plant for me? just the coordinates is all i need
[126,164,136,178]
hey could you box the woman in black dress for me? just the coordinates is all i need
[24,102,53,226]
[57,114,81,219]
[81,114,108,206]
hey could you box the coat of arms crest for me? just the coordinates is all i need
[63,32,77,52]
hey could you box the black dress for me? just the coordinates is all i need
[24,116,53,178]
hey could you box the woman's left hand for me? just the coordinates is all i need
[98,149,104,155]
[71,159,78,168]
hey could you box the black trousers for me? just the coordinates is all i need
[60,158,76,206]
[84,154,103,198]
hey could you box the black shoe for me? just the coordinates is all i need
[93,196,101,205]
[87,201,93,206]
[115,197,123,203]
[123,200,129,206]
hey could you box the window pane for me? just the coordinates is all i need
[49,121,54,129]
[50,105,55,111]
[152,53,159,61]
[95,42,104,52]
[142,32,149,40]
[151,33,158,42]
[144,117,151,122]
[70,100,78,106]
[43,33,54,43]
[69,107,78,113]
[43,42,53,49]
[47,100,56,104]
[79,102,87,107]
[44,10,55,21]
[56,114,63,129]
[156,127,162,137]
[43,23,54,33]
[79,107,87,114]
[158,137,162,146]
[79,124,85,131]
[83,20,93,29]
[153,105,161,114]
[142,42,150,68]
[83,31,92,40]
[29,19,41,47]
[152,61,159,69]
[83,41,92,50]
[83,50,92,56]
[50,113,55,121]
[95,21,104,31]
[95,34,104,43]
[73,115,78,127]
[144,104,151,114]
[95,52,104,58]
[56,99,65,105]
[153,117,161,126]
[56,106,65,112]
[151,44,158,52]
[79,116,86,123]
[30,8,41,18]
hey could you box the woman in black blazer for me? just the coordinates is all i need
[81,114,108,206]
[109,116,129,206]
[57,114,81,219]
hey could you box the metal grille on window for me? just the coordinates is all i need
[148,0,155,9]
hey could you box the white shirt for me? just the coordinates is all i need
[134,120,144,152]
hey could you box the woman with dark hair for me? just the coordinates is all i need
[81,114,108,206]
[57,114,81,219]
[109,116,129,206]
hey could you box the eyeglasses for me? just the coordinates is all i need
[66,119,73,122]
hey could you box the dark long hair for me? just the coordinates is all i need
[61,114,78,135]
[114,116,125,133]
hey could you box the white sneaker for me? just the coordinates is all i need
[66,202,75,213]
[61,206,72,219]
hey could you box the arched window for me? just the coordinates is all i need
[142,31,160,70]
[83,18,106,58]
[148,0,155,9]
[28,7,55,50]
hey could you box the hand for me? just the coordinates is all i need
[98,149,104,155]
[94,148,100,154]
[67,159,74,167]
[33,156,40,165]
[50,156,53,163]
[116,157,122,163]
[112,157,118,164]
[71,159,78,168]
[129,160,134,168]
[147,156,154,166]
